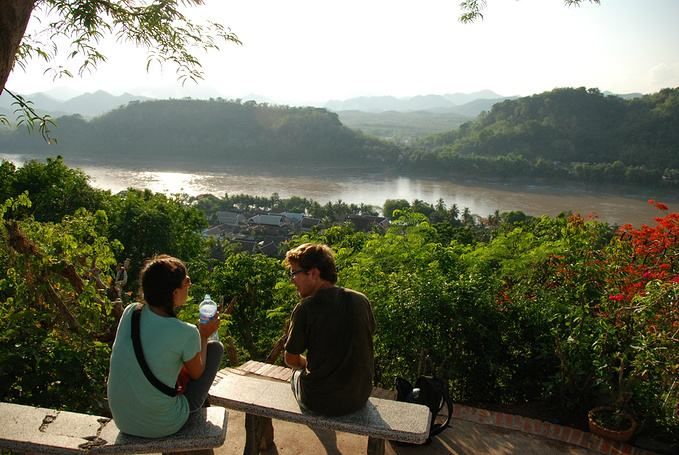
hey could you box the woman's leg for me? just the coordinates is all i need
[185,340,224,412]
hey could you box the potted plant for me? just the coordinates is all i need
[589,304,643,442]
[588,406,637,442]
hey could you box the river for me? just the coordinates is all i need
[2,153,677,227]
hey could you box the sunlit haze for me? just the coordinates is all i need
[8,0,679,104]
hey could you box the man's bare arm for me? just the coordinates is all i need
[284,351,307,370]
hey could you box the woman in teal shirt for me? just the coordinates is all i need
[107,255,223,438]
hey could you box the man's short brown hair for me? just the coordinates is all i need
[284,243,337,284]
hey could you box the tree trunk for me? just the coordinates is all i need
[0,0,36,95]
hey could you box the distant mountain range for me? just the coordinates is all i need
[0,90,151,118]
[602,91,644,100]
[325,90,511,113]
[2,89,513,119]
[1,88,645,120]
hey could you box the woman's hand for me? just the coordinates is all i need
[198,312,220,339]
[186,313,220,379]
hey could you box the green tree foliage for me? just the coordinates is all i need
[4,156,106,222]
[0,195,118,413]
[1,0,240,137]
[459,0,600,23]
[106,189,207,286]
[1,159,676,441]
[383,199,410,218]
[208,252,294,362]
[192,192,378,225]
[407,87,679,187]
[0,157,210,293]
[292,206,677,439]
[0,159,213,413]
[14,1,238,85]
[194,192,321,216]
[0,99,399,167]
[0,160,16,202]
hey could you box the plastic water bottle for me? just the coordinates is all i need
[198,294,219,342]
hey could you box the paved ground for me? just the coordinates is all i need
[213,410,596,455]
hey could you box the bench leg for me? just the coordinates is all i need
[243,413,274,455]
[367,436,385,455]
[261,416,274,449]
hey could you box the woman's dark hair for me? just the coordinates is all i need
[284,243,337,283]
[139,255,187,317]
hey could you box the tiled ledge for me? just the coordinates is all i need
[452,404,655,455]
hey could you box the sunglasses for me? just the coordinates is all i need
[289,269,307,279]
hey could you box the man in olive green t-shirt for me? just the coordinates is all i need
[283,243,376,416]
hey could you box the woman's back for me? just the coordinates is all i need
[107,303,200,438]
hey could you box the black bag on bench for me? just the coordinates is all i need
[395,376,453,444]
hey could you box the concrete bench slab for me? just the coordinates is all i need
[0,402,228,454]
[209,369,431,446]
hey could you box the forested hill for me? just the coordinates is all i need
[2,89,678,187]
[0,99,399,167]
[406,87,679,187]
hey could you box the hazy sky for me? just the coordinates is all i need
[8,0,679,105]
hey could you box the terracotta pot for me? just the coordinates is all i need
[588,406,638,442]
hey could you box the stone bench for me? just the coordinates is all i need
[0,402,228,454]
[209,367,431,455]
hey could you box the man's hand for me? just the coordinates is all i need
[284,351,307,370]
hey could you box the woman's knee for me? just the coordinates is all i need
[207,340,224,355]
[206,340,224,365]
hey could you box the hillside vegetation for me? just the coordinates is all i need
[0,99,398,167]
[335,110,472,143]
[1,88,678,188]
[406,87,679,187]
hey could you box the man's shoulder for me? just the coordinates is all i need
[342,287,366,297]
[298,287,371,313]
[304,286,367,302]
[340,287,370,304]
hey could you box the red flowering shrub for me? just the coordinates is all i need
[492,204,677,435]
[593,202,678,430]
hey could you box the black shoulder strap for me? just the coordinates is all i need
[131,306,177,397]
[415,376,453,438]
[430,378,454,437]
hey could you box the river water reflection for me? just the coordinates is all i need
[2,154,676,227]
